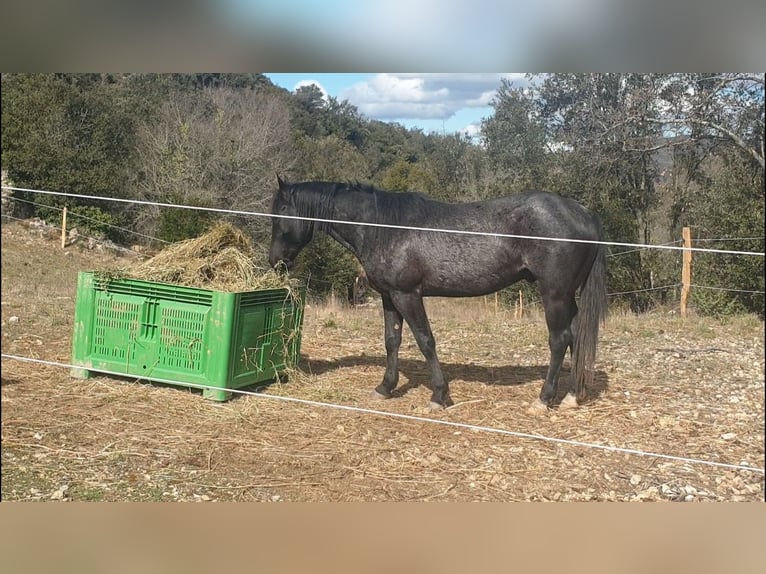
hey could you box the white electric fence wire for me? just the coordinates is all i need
[4,186,764,257]
[690,284,765,295]
[3,195,171,245]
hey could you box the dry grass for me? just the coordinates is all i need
[124,221,299,292]
[2,220,764,502]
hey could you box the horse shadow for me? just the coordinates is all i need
[297,353,609,405]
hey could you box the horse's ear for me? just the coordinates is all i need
[276,173,287,189]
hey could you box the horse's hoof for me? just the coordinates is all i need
[526,399,549,416]
[559,393,579,410]
[429,401,445,411]
[371,390,390,400]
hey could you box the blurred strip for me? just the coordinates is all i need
[0,0,764,70]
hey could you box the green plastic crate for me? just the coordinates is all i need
[71,271,305,400]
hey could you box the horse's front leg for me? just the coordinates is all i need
[389,290,453,409]
[373,293,403,399]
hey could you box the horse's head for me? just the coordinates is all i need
[268,175,314,271]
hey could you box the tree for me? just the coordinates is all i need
[535,73,764,315]
[2,74,138,237]
[292,134,370,181]
[652,74,764,169]
[423,132,488,202]
[481,80,549,194]
[381,159,435,193]
[292,235,363,301]
[535,74,667,309]
[132,87,294,244]
[362,120,423,182]
[321,96,368,149]
[652,74,765,316]
[289,84,328,139]
[684,151,764,317]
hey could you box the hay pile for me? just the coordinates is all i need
[126,221,299,292]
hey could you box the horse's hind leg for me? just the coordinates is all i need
[389,290,452,409]
[536,292,577,408]
[373,294,403,399]
[559,313,580,409]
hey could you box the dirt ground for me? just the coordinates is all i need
[2,220,764,501]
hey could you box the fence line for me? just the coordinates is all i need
[11,211,758,300]
[0,213,152,259]
[607,284,681,297]
[691,284,766,295]
[607,240,682,258]
[2,353,763,475]
[4,185,764,257]
[694,237,765,243]
[1,211,676,301]
[5,205,764,300]
[4,195,171,245]
[514,284,689,312]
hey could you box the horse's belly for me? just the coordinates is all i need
[420,262,525,297]
[376,239,525,296]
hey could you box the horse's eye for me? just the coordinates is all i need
[278,204,290,214]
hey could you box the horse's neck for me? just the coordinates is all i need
[328,227,360,257]
[324,187,375,259]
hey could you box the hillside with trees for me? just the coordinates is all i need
[2,73,763,316]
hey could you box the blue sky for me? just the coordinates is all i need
[265,73,530,138]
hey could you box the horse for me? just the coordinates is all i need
[268,176,608,412]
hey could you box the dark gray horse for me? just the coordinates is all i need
[269,176,607,411]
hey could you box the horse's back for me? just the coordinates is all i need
[488,191,600,237]
[422,191,601,245]
[363,190,601,296]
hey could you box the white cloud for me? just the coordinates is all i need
[340,73,529,121]
[462,123,483,140]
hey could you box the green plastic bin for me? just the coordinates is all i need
[71,271,305,400]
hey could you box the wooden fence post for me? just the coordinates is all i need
[61,206,67,249]
[514,290,523,319]
[681,226,692,317]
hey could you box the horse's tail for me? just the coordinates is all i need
[572,242,608,401]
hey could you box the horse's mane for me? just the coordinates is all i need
[290,181,433,230]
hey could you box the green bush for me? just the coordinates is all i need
[156,195,214,243]
[33,202,117,240]
[691,288,749,319]
[294,235,361,301]
[69,205,117,239]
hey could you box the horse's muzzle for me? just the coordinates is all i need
[268,252,293,273]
